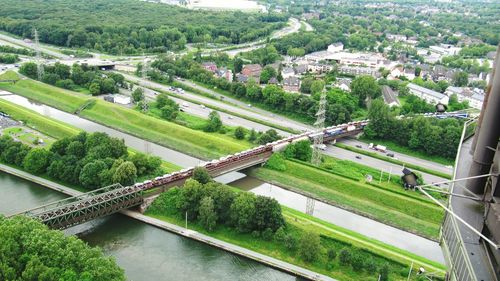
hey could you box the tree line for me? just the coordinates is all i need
[0,45,35,56]
[0,54,18,64]
[0,131,162,190]
[19,62,125,95]
[365,99,463,159]
[0,215,125,281]
[0,0,287,55]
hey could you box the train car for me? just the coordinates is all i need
[346,125,356,132]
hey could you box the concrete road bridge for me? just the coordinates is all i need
[13,121,368,229]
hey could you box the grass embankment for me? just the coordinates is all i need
[147,207,445,281]
[335,143,452,180]
[0,72,251,159]
[359,137,454,167]
[251,160,444,240]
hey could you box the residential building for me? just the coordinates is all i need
[302,12,320,20]
[281,67,295,79]
[386,34,407,42]
[407,83,449,105]
[202,62,218,73]
[293,64,308,75]
[429,44,461,56]
[241,64,262,79]
[382,85,400,107]
[215,68,233,82]
[283,76,300,92]
[307,63,334,74]
[446,86,484,110]
[334,78,352,92]
[339,66,380,78]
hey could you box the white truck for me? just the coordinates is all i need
[369,143,387,153]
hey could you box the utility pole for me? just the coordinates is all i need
[33,28,44,81]
[312,88,327,166]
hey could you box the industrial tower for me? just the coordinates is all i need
[311,88,327,166]
[33,28,44,81]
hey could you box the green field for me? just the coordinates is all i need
[3,126,56,147]
[0,72,252,159]
[335,143,452,180]
[147,205,445,281]
[251,160,444,240]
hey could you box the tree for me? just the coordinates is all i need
[132,88,145,103]
[351,75,381,106]
[327,249,337,261]
[79,160,108,189]
[204,111,222,132]
[89,81,101,96]
[23,148,52,174]
[0,216,125,281]
[265,153,286,171]
[112,161,137,186]
[161,104,179,120]
[293,140,313,161]
[300,77,314,94]
[254,196,285,232]
[299,231,321,262]
[364,99,392,139]
[230,192,257,232]
[198,196,217,231]
[101,78,117,94]
[260,65,277,84]
[234,126,246,140]
[310,79,325,94]
[452,71,469,87]
[257,129,280,145]
[19,62,38,79]
[192,166,211,184]
[234,58,243,74]
[156,93,171,108]
[248,129,257,142]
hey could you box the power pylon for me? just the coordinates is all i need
[33,28,44,81]
[311,88,327,166]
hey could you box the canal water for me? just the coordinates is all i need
[0,171,298,281]
[228,176,445,264]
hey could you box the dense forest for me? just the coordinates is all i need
[0,0,287,54]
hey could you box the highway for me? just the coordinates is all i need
[119,87,290,135]
[323,144,448,184]
[338,138,454,176]
[0,33,70,59]
[120,72,312,133]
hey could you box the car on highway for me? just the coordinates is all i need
[355,155,362,159]
[227,116,233,120]
[387,153,395,157]
[200,105,206,109]
[247,104,252,107]
[356,145,362,148]
[182,102,189,107]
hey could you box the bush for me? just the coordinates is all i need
[234,126,246,140]
[327,248,337,261]
[351,252,365,271]
[299,231,321,262]
[274,226,286,242]
[192,166,211,184]
[265,153,286,171]
[339,248,352,266]
[365,258,378,273]
[262,228,274,241]
[284,234,297,250]
[379,263,390,281]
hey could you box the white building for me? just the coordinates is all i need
[407,83,449,105]
[429,44,461,56]
[327,42,344,53]
[113,94,132,105]
[386,34,407,42]
[281,67,295,79]
[445,86,484,110]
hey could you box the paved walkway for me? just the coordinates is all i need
[0,164,334,281]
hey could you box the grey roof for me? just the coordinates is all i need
[282,67,295,74]
[471,93,484,101]
[283,76,300,86]
[408,83,446,99]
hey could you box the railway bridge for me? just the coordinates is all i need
[13,121,368,229]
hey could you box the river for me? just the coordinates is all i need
[0,171,298,281]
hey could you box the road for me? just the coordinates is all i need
[338,138,453,176]
[301,21,314,32]
[119,87,289,135]
[205,18,301,57]
[0,33,70,59]
[323,144,448,184]
[174,78,313,131]
[121,72,312,133]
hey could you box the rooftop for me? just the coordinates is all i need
[408,83,446,99]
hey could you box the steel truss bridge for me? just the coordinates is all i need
[13,120,368,229]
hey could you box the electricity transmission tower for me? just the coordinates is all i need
[33,28,44,81]
[311,88,327,166]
